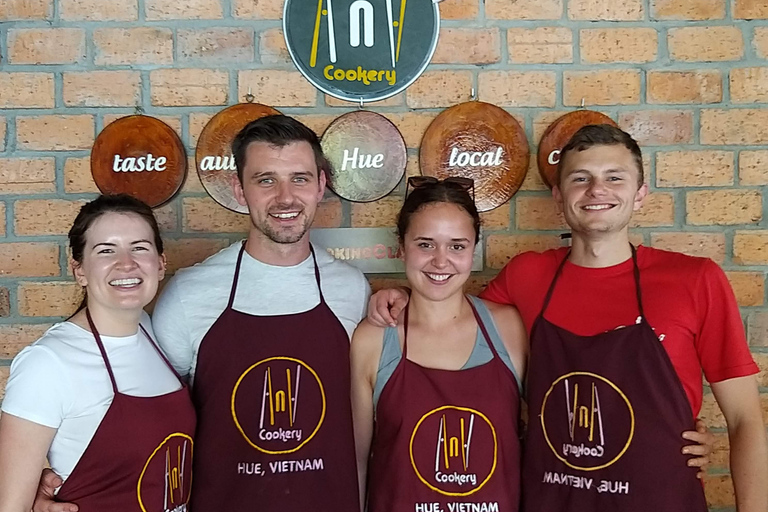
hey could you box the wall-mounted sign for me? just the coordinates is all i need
[310,227,483,273]
[91,115,186,208]
[283,0,440,103]
[195,103,280,213]
[419,101,529,212]
[537,110,618,188]
[321,110,406,202]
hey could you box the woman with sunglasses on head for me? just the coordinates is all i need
[0,195,195,512]
[351,177,527,512]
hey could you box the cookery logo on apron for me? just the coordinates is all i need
[410,406,497,497]
[540,372,635,472]
[137,433,194,512]
[231,356,326,454]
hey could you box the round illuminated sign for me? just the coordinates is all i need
[283,0,440,102]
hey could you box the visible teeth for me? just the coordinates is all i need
[583,204,613,210]
[426,273,451,282]
[109,278,141,286]
[271,212,299,219]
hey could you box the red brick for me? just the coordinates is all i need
[406,71,473,109]
[381,113,437,149]
[0,203,4,236]
[730,67,768,103]
[0,72,54,108]
[580,28,658,63]
[733,231,768,265]
[516,196,567,230]
[151,69,229,106]
[508,27,572,64]
[701,109,768,145]
[656,150,734,187]
[748,311,768,346]
[651,0,725,19]
[650,232,726,264]
[60,0,137,20]
[63,71,141,107]
[486,234,562,269]
[178,28,253,63]
[755,28,768,59]
[440,0,479,19]
[146,0,221,19]
[0,367,8,401]
[182,197,250,233]
[708,432,730,470]
[63,157,98,194]
[478,71,557,107]
[668,27,744,61]
[704,474,735,508]
[486,0,562,19]
[351,198,400,228]
[14,199,86,236]
[753,352,768,386]
[0,243,60,277]
[725,271,765,306]
[18,282,83,317]
[619,110,693,146]
[0,0,51,19]
[0,288,8,317]
[686,190,762,225]
[480,205,512,230]
[568,0,644,20]
[16,115,94,151]
[564,70,641,106]
[739,150,768,185]
[164,238,229,274]
[647,70,722,104]
[258,28,289,65]
[293,115,338,138]
[188,112,215,148]
[238,70,316,107]
[630,192,675,227]
[734,0,768,18]
[0,157,56,194]
[0,325,51,358]
[0,117,5,152]
[154,203,178,233]
[433,28,501,64]
[93,27,173,65]
[233,0,281,18]
[312,199,343,228]
[7,28,85,64]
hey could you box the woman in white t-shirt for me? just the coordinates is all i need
[0,195,196,512]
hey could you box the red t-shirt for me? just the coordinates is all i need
[480,245,758,417]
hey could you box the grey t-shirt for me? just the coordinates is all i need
[152,241,371,382]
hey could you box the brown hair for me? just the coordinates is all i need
[397,182,481,245]
[557,124,644,186]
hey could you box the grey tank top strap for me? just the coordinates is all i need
[373,295,521,407]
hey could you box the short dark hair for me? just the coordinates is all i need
[557,124,644,186]
[232,114,330,183]
[397,183,481,245]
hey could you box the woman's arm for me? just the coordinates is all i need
[0,413,56,512]
[350,320,385,512]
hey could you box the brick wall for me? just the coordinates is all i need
[0,0,767,508]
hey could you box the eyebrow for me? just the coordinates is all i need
[414,236,472,243]
[92,239,153,248]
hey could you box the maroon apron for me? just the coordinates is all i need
[56,310,196,512]
[368,298,521,512]
[190,243,359,512]
[521,246,707,512]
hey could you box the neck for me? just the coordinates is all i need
[76,303,142,337]
[244,229,312,266]
[407,290,468,330]
[569,230,633,268]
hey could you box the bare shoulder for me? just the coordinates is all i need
[477,298,528,366]
[350,319,387,387]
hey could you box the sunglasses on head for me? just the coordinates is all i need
[406,176,475,199]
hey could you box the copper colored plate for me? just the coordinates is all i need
[91,115,186,208]
[321,111,407,202]
[195,103,281,213]
[537,110,618,188]
[419,102,529,212]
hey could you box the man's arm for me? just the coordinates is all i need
[151,278,194,378]
[710,375,768,512]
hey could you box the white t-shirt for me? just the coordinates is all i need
[152,242,371,382]
[0,313,182,481]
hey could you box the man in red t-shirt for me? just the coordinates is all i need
[369,125,766,512]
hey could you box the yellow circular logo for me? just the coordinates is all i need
[137,433,193,512]
[409,405,497,497]
[231,356,326,455]
[541,372,635,471]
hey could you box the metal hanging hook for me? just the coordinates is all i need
[470,86,477,101]
[245,87,255,103]
[134,105,145,116]
[359,97,365,110]
[580,97,585,108]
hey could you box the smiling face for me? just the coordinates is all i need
[234,140,326,248]
[553,144,648,237]
[72,212,166,316]
[402,202,476,302]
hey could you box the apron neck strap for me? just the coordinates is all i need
[540,244,645,320]
[139,324,186,383]
[309,244,325,304]
[85,309,119,393]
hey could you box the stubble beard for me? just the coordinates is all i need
[254,214,312,245]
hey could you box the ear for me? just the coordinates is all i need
[232,173,247,207]
[317,169,327,203]
[72,258,87,287]
[552,185,564,214]
[633,183,649,211]
[158,253,167,282]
